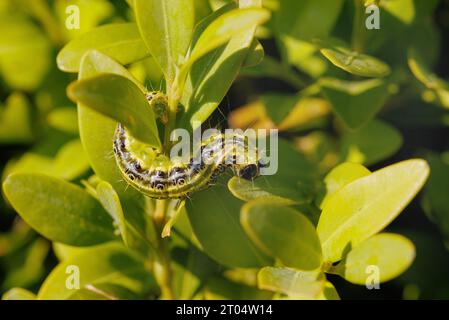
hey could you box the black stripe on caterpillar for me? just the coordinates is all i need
[113,123,264,199]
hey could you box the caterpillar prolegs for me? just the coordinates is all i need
[113,94,264,199]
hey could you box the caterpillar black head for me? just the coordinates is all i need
[237,163,259,180]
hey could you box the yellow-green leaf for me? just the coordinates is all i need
[320,45,390,78]
[241,201,322,270]
[317,159,429,262]
[258,267,325,299]
[332,233,415,284]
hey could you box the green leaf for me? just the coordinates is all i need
[320,45,391,78]
[76,50,148,240]
[408,48,449,109]
[47,107,79,135]
[320,77,390,130]
[186,177,272,268]
[205,276,272,300]
[0,92,33,144]
[0,14,50,90]
[319,282,340,300]
[228,139,318,205]
[3,140,90,181]
[241,201,322,270]
[240,55,304,88]
[185,7,270,68]
[53,242,96,261]
[242,39,264,68]
[38,242,156,300]
[340,119,403,166]
[96,181,128,246]
[57,23,149,73]
[77,50,137,190]
[258,267,325,299]
[68,73,161,147]
[3,173,116,246]
[422,153,449,244]
[171,210,220,299]
[179,0,263,130]
[273,0,344,41]
[320,162,371,209]
[332,233,415,284]
[2,288,36,300]
[1,238,50,291]
[54,0,114,41]
[134,0,195,82]
[380,0,415,24]
[317,159,429,262]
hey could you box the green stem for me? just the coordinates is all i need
[351,0,365,52]
[152,199,175,300]
[149,71,184,299]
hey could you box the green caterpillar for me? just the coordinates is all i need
[113,92,264,199]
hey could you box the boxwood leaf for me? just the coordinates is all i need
[332,233,415,284]
[179,0,263,130]
[76,51,148,241]
[408,48,449,109]
[320,77,390,130]
[68,73,161,147]
[38,242,156,300]
[3,140,90,181]
[186,177,272,268]
[2,288,36,300]
[258,267,325,299]
[77,50,139,191]
[320,45,391,78]
[205,276,272,300]
[241,201,322,270]
[47,107,79,135]
[320,162,371,209]
[422,153,449,244]
[134,0,195,82]
[317,159,429,262]
[0,14,50,90]
[57,23,149,73]
[3,173,116,246]
[96,181,128,246]
[0,93,33,144]
[340,119,403,166]
[185,7,270,68]
[242,39,264,68]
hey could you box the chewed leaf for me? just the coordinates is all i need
[68,73,161,148]
[241,200,322,270]
[332,233,415,284]
[320,45,391,77]
[317,159,429,262]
